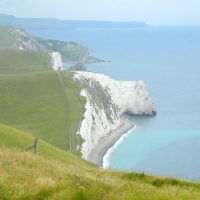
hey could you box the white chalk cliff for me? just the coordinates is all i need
[73,72,156,159]
[49,52,63,70]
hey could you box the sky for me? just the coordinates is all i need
[1,0,200,25]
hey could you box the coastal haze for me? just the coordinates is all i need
[1,0,200,25]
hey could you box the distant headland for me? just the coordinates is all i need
[0,13,149,30]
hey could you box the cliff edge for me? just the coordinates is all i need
[49,52,63,70]
[73,72,156,159]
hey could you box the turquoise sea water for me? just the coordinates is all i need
[28,26,200,181]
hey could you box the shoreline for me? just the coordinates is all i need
[87,114,134,167]
[62,59,110,65]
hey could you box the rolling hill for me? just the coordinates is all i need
[0,49,52,74]
[34,37,88,63]
[0,24,96,63]
[0,24,45,51]
[0,70,85,155]
[0,24,86,155]
[1,124,200,200]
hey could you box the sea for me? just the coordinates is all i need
[27,25,200,181]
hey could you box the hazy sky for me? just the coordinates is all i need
[1,0,200,25]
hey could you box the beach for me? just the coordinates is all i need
[87,114,134,166]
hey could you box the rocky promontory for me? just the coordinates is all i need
[49,52,63,70]
[73,72,156,159]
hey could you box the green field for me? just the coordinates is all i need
[1,124,200,199]
[0,123,85,163]
[0,24,45,50]
[0,32,85,155]
[0,49,52,74]
[35,38,87,62]
[0,70,85,155]
[0,24,89,64]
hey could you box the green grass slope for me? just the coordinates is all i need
[0,71,85,155]
[0,24,45,50]
[0,24,97,64]
[0,49,52,74]
[0,50,52,74]
[0,123,87,164]
[35,37,88,62]
[0,124,200,200]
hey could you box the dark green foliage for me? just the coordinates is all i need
[121,172,200,189]
[152,178,180,187]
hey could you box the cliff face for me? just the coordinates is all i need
[49,52,63,70]
[0,25,46,51]
[15,29,38,50]
[73,72,156,159]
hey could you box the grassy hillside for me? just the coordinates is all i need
[0,71,85,155]
[35,37,88,62]
[0,24,45,50]
[0,28,86,154]
[0,124,200,199]
[0,24,98,64]
[0,49,52,74]
[0,123,87,164]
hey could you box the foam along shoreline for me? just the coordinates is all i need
[87,114,134,166]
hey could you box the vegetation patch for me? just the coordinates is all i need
[0,24,45,51]
[35,37,87,62]
[0,146,200,199]
[0,71,85,154]
[0,123,89,164]
[121,172,200,189]
[57,71,86,155]
[0,49,52,74]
